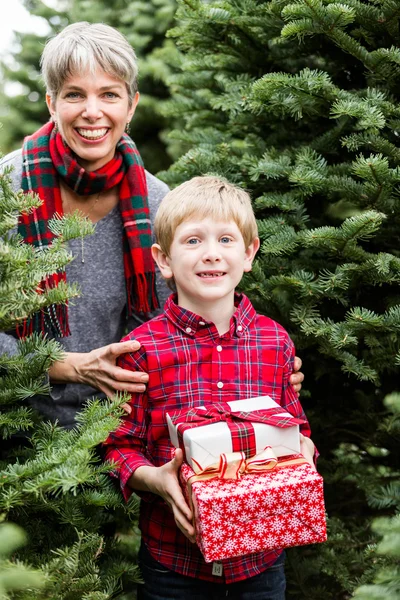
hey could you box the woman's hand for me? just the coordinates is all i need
[48,341,148,411]
[129,449,195,543]
[290,355,304,394]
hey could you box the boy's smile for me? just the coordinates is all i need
[153,217,259,330]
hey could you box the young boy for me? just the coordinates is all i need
[103,176,316,600]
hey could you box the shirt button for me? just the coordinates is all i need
[185,327,192,334]
[237,325,243,332]
[216,345,222,352]
[217,381,224,389]
[199,321,205,325]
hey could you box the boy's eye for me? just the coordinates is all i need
[220,236,232,243]
[187,237,200,245]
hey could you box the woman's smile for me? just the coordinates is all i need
[75,127,110,141]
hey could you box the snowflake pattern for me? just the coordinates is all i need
[180,461,327,563]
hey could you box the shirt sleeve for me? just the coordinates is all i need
[281,334,319,461]
[102,344,154,502]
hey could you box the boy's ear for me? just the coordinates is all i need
[152,244,174,279]
[243,237,260,272]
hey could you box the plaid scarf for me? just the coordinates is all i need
[18,121,158,338]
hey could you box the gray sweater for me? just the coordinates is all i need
[0,148,170,427]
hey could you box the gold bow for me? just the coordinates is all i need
[184,447,307,516]
[188,446,306,484]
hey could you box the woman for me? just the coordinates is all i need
[0,22,303,428]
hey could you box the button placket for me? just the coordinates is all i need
[212,341,224,392]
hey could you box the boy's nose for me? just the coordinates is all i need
[202,242,222,261]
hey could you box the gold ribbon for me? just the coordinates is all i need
[185,447,307,515]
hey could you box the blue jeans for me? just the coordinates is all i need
[137,543,286,600]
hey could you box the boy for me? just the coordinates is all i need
[103,176,316,600]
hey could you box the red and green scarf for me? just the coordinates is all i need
[18,121,158,338]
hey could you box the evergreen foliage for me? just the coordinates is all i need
[0,0,177,174]
[0,523,44,596]
[159,0,400,597]
[0,167,140,599]
[352,392,400,600]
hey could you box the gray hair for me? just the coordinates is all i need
[40,22,138,103]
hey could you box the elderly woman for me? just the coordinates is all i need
[0,22,303,429]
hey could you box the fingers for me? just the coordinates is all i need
[121,402,132,414]
[98,365,148,396]
[299,434,317,471]
[109,340,141,357]
[173,506,196,543]
[293,355,302,372]
[289,370,304,394]
[112,365,148,385]
[172,447,184,468]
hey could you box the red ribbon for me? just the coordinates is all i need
[168,403,305,458]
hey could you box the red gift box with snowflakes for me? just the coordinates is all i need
[180,459,327,563]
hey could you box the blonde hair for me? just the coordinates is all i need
[154,176,258,255]
[41,22,138,103]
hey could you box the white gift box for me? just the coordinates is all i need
[167,395,301,472]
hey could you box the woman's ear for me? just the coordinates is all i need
[128,92,140,122]
[152,244,173,279]
[46,94,56,121]
[243,237,260,272]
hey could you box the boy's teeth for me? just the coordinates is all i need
[200,272,223,277]
[77,128,108,139]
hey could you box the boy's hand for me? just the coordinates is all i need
[134,449,196,543]
[299,434,316,471]
[290,356,304,394]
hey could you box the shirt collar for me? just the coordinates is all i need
[164,293,256,338]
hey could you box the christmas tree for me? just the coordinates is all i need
[0,165,140,599]
[159,1,400,597]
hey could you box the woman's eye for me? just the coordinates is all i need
[65,92,81,99]
[104,92,118,99]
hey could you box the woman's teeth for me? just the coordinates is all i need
[77,128,108,140]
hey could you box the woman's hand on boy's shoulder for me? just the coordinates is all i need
[290,356,304,394]
[48,340,150,413]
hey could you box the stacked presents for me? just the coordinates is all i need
[167,396,327,563]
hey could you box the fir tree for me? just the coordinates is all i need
[0,0,177,174]
[352,395,400,600]
[0,165,140,599]
[159,1,400,597]
[0,523,44,597]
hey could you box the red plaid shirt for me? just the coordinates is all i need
[103,293,312,584]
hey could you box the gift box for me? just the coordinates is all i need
[180,459,327,563]
[167,396,304,472]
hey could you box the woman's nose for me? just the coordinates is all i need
[82,97,103,120]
